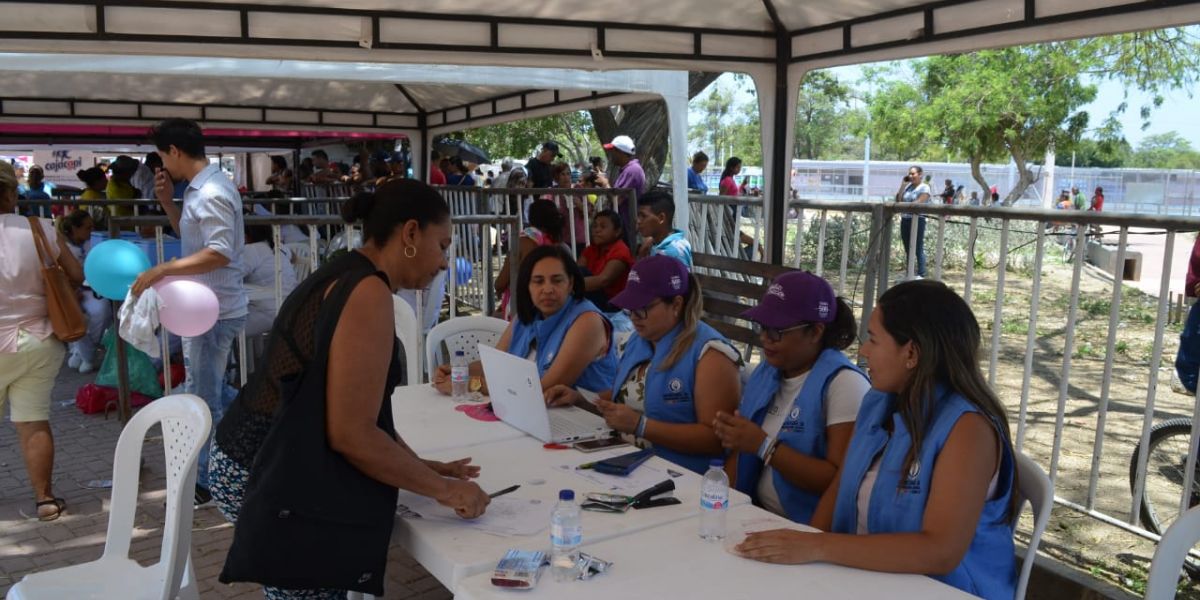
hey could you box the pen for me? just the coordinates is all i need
[489,485,520,499]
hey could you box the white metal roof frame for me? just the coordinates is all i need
[0,0,1197,260]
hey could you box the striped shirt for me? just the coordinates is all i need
[181,164,247,320]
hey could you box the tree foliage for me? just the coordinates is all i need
[1128,132,1200,169]
[454,111,602,167]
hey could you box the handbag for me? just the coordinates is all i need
[28,217,87,342]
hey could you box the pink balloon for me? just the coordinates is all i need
[156,279,219,337]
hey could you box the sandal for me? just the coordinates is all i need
[35,497,66,522]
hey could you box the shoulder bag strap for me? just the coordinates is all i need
[27,217,55,269]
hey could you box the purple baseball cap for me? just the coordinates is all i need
[611,255,690,310]
[740,271,836,329]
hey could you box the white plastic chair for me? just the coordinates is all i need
[7,394,211,600]
[1011,452,1053,600]
[424,315,508,381]
[392,295,423,386]
[1146,504,1200,599]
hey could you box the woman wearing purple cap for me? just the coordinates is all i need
[713,272,868,525]
[546,255,741,474]
[735,280,1017,600]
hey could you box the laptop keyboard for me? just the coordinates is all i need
[549,411,604,438]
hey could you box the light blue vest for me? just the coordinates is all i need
[831,387,1016,600]
[507,298,617,394]
[734,349,865,524]
[613,321,732,474]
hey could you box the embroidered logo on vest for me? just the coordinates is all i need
[900,459,922,493]
[668,378,683,392]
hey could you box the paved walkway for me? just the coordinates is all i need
[0,361,451,599]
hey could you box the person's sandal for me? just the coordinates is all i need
[35,498,66,522]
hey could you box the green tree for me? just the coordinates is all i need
[1129,132,1200,169]
[456,111,601,166]
[1055,137,1132,168]
[793,71,852,160]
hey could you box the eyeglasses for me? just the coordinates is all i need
[757,323,812,343]
[624,299,664,321]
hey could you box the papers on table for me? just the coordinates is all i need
[553,454,688,494]
[397,494,553,537]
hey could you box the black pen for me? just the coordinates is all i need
[489,485,520,498]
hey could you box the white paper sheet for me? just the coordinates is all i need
[397,494,553,537]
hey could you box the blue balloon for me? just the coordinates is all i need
[454,257,473,286]
[84,239,152,300]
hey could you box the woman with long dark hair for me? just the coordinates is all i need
[494,198,564,317]
[435,244,616,396]
[736,280,1017,600]
[719,157,742,197]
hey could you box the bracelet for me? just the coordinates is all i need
[762,439,781,467]
[635,414,648,438]
[756,436,775,461]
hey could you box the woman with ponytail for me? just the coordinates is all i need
[545,255,742,474]
[714,272,869,525]
[213,179,489,599]
[736,280,1017,600]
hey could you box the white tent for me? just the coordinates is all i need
[1,0,1197,259]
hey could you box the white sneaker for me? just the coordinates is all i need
[1172,371,1194,396]
[79,360,95,374]
[67,354,81,369]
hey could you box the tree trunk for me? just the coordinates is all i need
[968,156,990,203]
[1003,144,1039,206]
[589,71,722,188]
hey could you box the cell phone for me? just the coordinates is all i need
[573,437,630,453]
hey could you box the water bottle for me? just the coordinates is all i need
[451,350,469,401]
[699,459,729,541]
[550,489,582,581]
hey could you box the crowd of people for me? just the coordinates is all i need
[3,122,1017,600]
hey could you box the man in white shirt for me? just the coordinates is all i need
[132,118,247,507]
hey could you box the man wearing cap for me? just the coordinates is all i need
[713,271,868,524]
[106,155,141,217]
[606,135,647,202]
[525,141,559,189]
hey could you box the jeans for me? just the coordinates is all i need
[184,315,246,489]
[1177,301,1200,393]
[900,216,927,277]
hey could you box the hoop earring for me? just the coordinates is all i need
[403,245,417,259]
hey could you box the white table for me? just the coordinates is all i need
[392,436,751,591]
[391,384,525,454]
[453,504,976,600]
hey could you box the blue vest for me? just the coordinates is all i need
[507,298,617,394]
[734,349,865,524]
[612,321,732,474]
[831,387,1016,600]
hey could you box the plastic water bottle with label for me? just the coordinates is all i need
[550,489,582,581]
[699,459,728,541]
[451,350,469,401]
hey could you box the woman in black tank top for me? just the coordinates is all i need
[214,180,490,599]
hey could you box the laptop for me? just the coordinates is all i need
[478,344,612,444]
